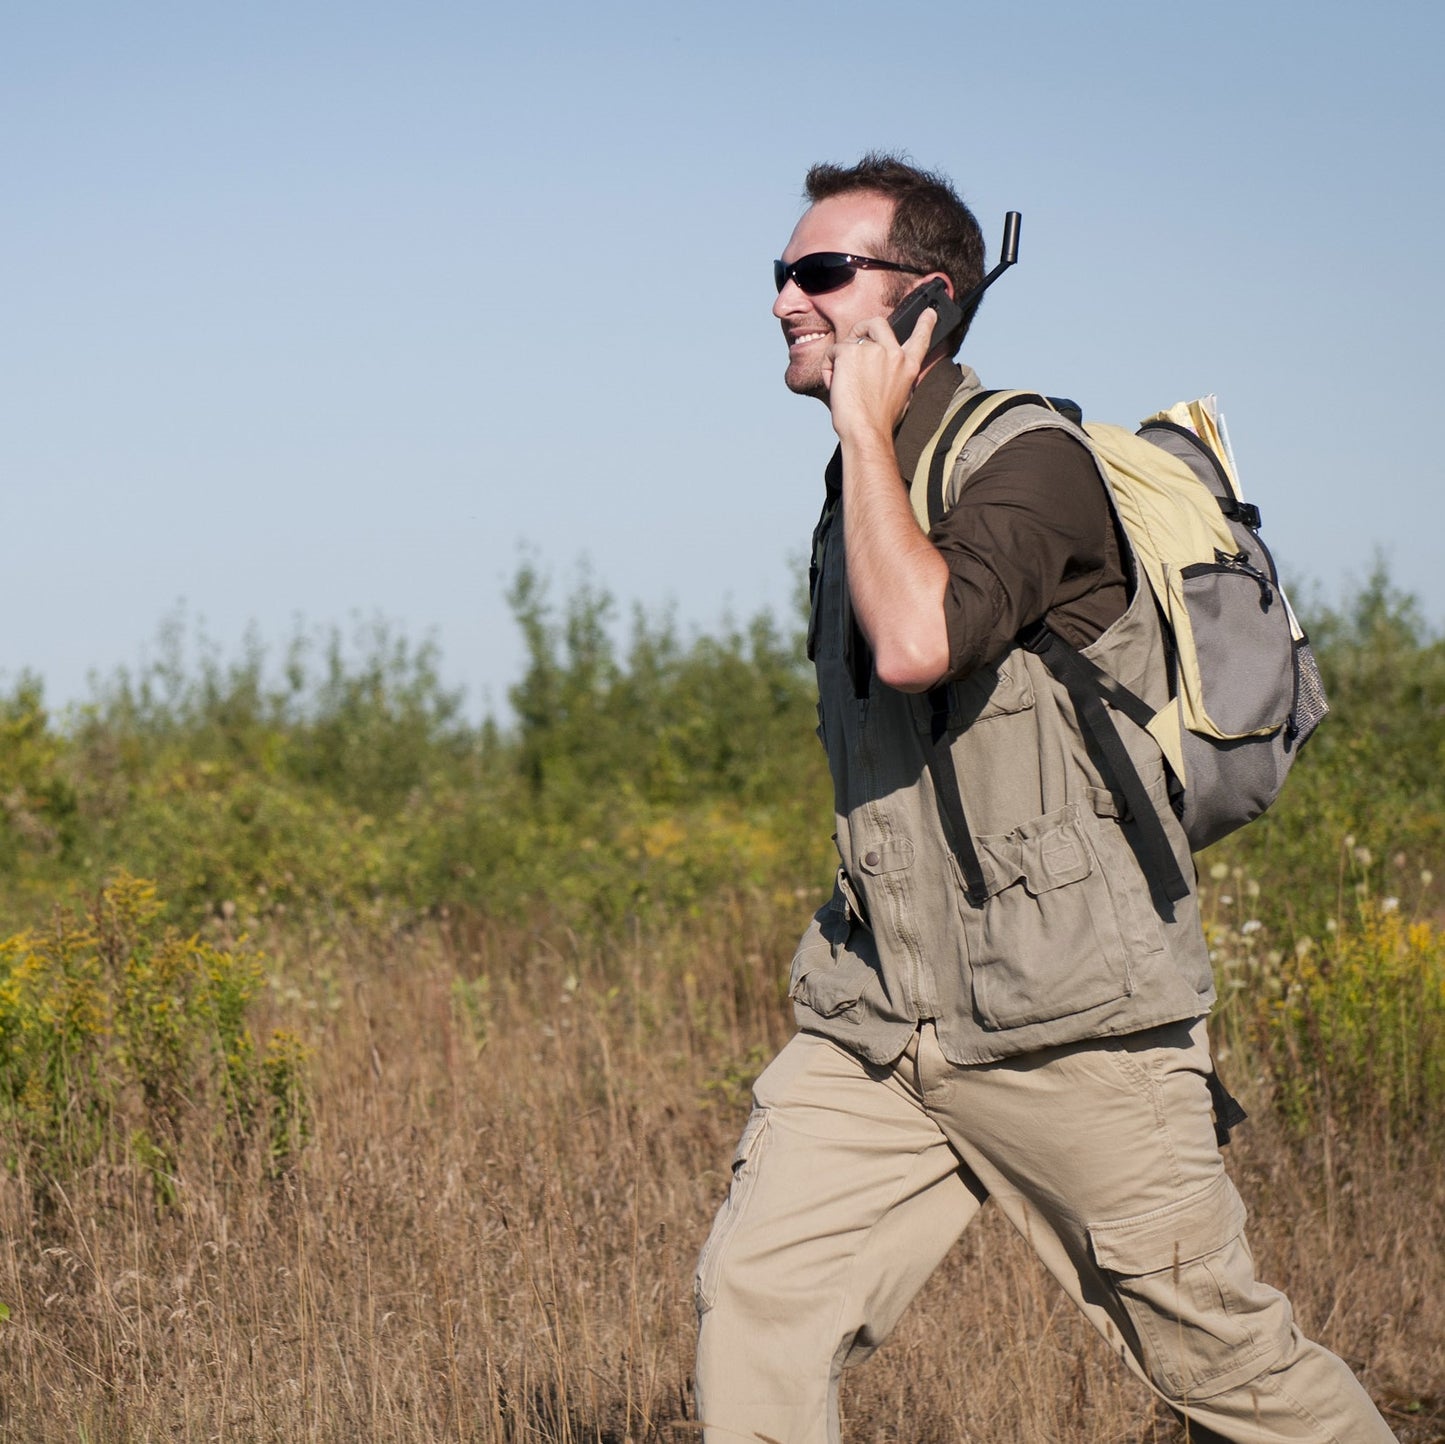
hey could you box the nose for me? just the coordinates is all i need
[773,277,807,320]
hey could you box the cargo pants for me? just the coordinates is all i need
[693,1020,1396,1443]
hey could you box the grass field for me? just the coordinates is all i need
[2,899,1442,1443]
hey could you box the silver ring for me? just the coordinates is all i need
[855,337,868,345]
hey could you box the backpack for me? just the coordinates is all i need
[909,388,1328,902]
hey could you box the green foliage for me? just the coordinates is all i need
[0,895,110,1174]
[1205,851,1445,1140]
[54,613,474,922]
[0,577,831,935]
[0,677,81,896]
[262,1028,312,1173]
[482,561,831,925]
[1270,901,1445,1140]
[0,874,308,1189]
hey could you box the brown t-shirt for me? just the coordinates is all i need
[895,362,1129,681]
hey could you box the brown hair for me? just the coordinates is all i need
[804,153,986,351]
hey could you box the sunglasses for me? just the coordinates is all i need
[773,252,927,296]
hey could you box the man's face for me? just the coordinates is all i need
[773,191,908,402]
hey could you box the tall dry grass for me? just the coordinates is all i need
[2,900,1441,1442]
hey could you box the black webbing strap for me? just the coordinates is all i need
[924,684,989,904]
[1023,624,1156,732]
[1207,1068,1249,1146]
[1021,622,1190,907]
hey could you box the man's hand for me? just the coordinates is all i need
[824,305,938,447]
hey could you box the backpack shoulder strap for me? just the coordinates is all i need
[907,390,1086,531]
[909,389,1070,530]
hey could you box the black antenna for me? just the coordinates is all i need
[955,211,1021,315]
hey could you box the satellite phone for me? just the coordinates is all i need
[889,211,1022,345]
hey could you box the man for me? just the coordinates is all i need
[692,155,1396,1444]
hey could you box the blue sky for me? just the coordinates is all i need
[4,1,1442,719]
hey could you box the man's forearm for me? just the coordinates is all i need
[839,426,950,693]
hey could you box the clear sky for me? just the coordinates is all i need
[5,0,1442,720]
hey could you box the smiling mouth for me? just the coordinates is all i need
[788,330,829,350]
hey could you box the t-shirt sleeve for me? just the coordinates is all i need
[927,426,1128,680]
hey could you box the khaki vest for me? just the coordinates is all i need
[792,382,1215,1066]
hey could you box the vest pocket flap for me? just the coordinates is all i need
[855,837,915,876]
[788,949,876,1018]
[977,811,1093,898]
[909,658,1035,735]
[788,912,876,1019]
[1088,1173,1246,1275]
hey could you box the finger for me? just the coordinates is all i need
[833,323,883,366]
[855,316,900,349]
[901,305,938,363]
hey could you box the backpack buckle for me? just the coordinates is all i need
[1017,620,1054,655]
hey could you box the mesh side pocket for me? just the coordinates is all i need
[1292,639,1329,745]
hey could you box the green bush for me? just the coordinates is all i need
[1205,849,1445,1136]
[0,874,308,1190]
[0,575,831,935]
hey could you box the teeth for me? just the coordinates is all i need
[790,331,828,349]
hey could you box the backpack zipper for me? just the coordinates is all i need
[1181,549,1275,611]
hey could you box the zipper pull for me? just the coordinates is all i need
[1214,548,1274,610]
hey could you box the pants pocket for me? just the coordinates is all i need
[1087,1172,1294,1400]
[694,1108,771,1314]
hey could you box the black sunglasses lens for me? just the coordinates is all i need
[776,255,858,296]
[797,259,855,294]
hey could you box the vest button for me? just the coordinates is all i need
[864,850,880,869]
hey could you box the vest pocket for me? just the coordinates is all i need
[788,883,876,1020]
[909,657,1035,733]
[959,804,1136,1030]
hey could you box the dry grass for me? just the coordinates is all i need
[2,904,1441,1443]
